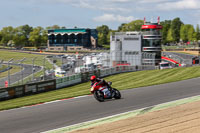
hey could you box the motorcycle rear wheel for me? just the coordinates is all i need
[94,90,104,102]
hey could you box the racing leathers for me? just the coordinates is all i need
[91,78,112,98]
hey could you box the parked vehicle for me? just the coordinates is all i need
[90,81,121,102]
[159,62,172,70]
[54,68,67,77]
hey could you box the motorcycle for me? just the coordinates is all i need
[90,81,121,102]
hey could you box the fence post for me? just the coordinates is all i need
[7,58,13,87]
[43,57,46,81]
[20,58,26,85]
[32,57,37,81]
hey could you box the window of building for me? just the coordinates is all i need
[142,39,161,47]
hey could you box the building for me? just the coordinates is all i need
[141,20,162,65]
[110,32,142,66]
[47,28,98,51]
[110,18,162,66]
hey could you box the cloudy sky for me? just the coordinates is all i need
[0,0,200,30]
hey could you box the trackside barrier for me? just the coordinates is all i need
[56,74,81,89]
[0,80,56,101]
[0,65,155,101]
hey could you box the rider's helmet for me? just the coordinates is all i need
[90,75,96,83]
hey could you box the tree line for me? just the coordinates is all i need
[0,25,62,48]
[97,17,200,46]
[0,17,200,48]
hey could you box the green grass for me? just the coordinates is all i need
[0,50,52,69]
[0,50,53,81]
[0,65,7,71]
[1,66,200,110]
[0,65,21,79]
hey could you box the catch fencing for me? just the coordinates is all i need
[0,65,156,101]
[0,51,156,88]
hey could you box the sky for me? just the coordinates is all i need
[0,0,200,30]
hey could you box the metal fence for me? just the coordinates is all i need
[0,51,156,88]
[162,52,198,66]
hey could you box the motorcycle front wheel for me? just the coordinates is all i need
[113,88,121,99]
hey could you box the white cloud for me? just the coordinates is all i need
[157,0,200,10]
[139,0,173,3]
[93,14,135,22]
[109,0,133,2]
[100,7,131,12]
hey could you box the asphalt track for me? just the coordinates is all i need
[1,78,200,133]
[0,64,41,87]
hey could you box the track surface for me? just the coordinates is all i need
[0,63,41,87]
[1,78,200,133]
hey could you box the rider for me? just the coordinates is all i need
[90,75,112,98]
[90,75,111,89]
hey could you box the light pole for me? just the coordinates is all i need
[7,58,14,87]
[20,58,26,85]
[32,57,37,81]
[43,56,46,81]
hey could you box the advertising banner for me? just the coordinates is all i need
[0,89,9,99]
[15,86,24,96]
[25,84,37,93]
[8,88,15,97]
[37,80,55,92]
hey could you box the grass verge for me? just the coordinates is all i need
[1,66,200,111]
[0,65,21,79]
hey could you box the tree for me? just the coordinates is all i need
[12,25,33,47]
[160,20,171,44]
[187,25,195,41]
[118,23,126,31]
[171,17,183,42]
[0,32,2,45]
[96,25,110,46]
[29,27,43,48]
[166,28,173,42]
[0,26,15,46]
[180,24,187,42]
[41,29,48,46]
[196,24,200,41]
[46,25,60,30]
[13,34,26,47]
[117,20,144,32]
[20,25,33,46]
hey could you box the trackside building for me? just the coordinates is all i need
[47,28,98,51]
[110,19,162,66]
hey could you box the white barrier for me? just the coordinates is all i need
[55,65,156,89]
[56,74,81,89]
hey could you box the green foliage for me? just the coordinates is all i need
[166,28,173,42]
[118,20,144,32]
[0,26,15,45]
[171,17,183,42]
[29,27,45,48]
[96,25,110,46]
[46,25,60,30]
[160,20,171,44]
[196,24,200,41]
[180,24,195,42]
[180,24,187,42]
[0,18,199,48]
[188,25,195,41]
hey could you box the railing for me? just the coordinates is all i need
[0,65,156,101]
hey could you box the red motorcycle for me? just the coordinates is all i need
[90,81,121,102]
